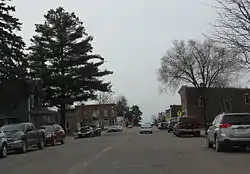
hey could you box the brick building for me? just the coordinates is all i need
[178,86,250,127]
[66,104,117,132]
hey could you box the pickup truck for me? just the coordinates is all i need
[0,122,45,153]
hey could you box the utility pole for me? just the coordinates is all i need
[199,83,207,129]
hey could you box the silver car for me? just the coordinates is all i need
[0,130,7,158]
[206,113,250,152]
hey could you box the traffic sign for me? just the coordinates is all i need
[177,110,182,117]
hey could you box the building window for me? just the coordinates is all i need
[244,93,250,104]
[197,97,204,107]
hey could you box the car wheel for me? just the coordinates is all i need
[206,136,213,148]
[51,137,56,146]
[38,138,44,149]
[215,137,224,152]
[61,137,65,144]
[0,143,7,158]
[20,140,27,153]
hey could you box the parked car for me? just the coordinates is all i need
[117,125,123,131]
[107,126,119,132]
[207,113,250,152]
[0,123,45,153]
[174,116,201,137]
[168,121,177,133]
[41,124,65,146]
[158,122,168,130]
[140,123,153,134]
[77,126,94,138]
[0,130,7,158]
[89,125,101,136]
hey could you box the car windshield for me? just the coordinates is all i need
[1,124,25,132]
[142,124,151,128]
[80,127,91,132]
[222,115,250,125]
[41,125,55,132]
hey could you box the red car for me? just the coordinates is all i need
[174,116,201,137]
[41,124,65,146]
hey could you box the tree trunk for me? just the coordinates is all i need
[60,104,66,130]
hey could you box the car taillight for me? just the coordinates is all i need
[219,124,232,128]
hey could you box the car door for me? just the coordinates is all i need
[208,115,222,143]
[25,124,35,146]
[55,125,64,141]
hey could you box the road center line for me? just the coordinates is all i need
[66,146,113,174]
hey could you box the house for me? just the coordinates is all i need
[30,107,60,128]
[178,86,250,127]
[0,80,60,128]
[0,80,30,126]
[65,104,117,132]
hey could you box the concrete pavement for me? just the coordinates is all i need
[1,127,250,174]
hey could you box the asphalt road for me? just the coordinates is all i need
[1,128,250,174]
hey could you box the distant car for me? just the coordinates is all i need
[127,125,133,128]
[77,126,94,138]
[117,125,123,131]
[158,122,168,130]
[0,130,7,158]
[168,121,177,133]
[174,116,201,137]
[107,126,119,132]
[41,124,65,146]
[89,125,102,136]
[140,124,153,134]
[207,113,250,152]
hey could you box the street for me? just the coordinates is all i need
[1,128,250,174]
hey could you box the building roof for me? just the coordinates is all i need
[78,103,116,108]
[178,85,250,94]
[31,107,58,115]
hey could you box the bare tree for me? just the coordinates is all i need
[116,95,129,117]
[213,0,250,66]
[96,92,114,104]
[158,39,241,91]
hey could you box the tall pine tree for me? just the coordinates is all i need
[0,0,27,80]
[28,7,113,128]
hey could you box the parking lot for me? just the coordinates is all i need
[1,127,250,174]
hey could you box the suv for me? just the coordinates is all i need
[207,113,250,152]
[174,116,201,137]
[0,130,7,158]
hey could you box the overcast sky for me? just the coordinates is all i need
[13,0,217,121]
